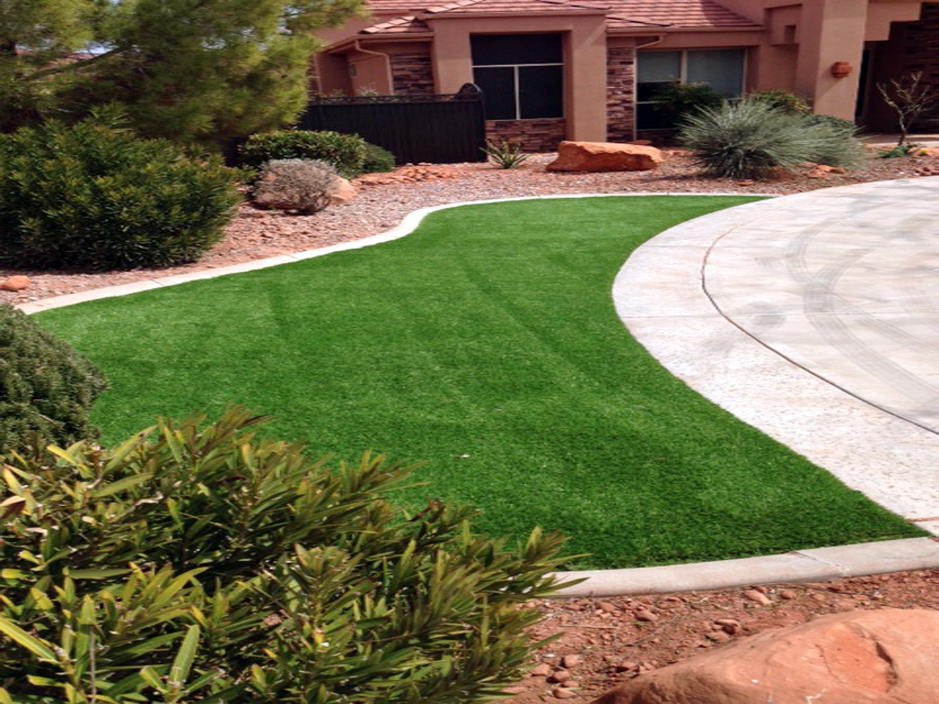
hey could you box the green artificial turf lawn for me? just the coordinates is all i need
[35,196,922,569]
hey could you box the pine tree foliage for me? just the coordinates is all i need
[0,0,366,144]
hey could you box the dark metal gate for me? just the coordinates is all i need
[297,85,486,165]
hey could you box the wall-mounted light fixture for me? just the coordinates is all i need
[830,61,852,79]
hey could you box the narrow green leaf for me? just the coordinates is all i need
[169,625,200,685]
[92,473,153,498]
[0,614,57,661]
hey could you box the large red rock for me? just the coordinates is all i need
[547,141,663,172]
[591,609,939,704]
[0,275,30,292]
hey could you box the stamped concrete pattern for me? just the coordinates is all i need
[615,177,939,537]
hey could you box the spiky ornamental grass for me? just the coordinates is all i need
[679,100,866,180]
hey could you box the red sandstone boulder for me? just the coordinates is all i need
[328,177,356,205]
[0,275,31,292]
[547,141,663,172]
[590,609,939,704]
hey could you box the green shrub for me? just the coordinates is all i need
[252,159,343,214]
[239,130,367,178]
[679,99,866,179]
[361,142,397,173]
[0,408,570,703]
[650,81,724,127]
[0,305,106,456]
[0,115,241,271]
[747,89,812,115]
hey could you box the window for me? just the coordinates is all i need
[636,49,745,129]
[471,34,563,121]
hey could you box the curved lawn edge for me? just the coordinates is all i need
[17,192,776,316]
[20,193,928,591]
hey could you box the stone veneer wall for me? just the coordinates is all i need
[606,46,636,142]
[900,2,939,125]
[485,119,567,152]
[391,53,435,95]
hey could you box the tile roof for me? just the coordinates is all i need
[603,0,758,28]
[358,0,758,34]
[360,15,432,33]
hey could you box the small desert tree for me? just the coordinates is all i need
[0,0,366,146]
[877,71,939,148]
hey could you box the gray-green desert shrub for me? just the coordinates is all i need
[679,99,866,179]
[0,408,570,703]
[0,305,107,456]
[252,158,343,214]
[0,114,241,271]
[239,130,367,178]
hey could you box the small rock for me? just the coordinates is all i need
[501,685,526,695]
[529,664,552,677]
[779,590,797,600]
[0,275,31,292]
[614,661,638,672]
[554,687,577,699]
[707,630,731,643]
[634,608,658,622]
[598,602,618,613]
[550,670,572,683]
[743,589,772,606]
[561,654,581,668]
[714,618,741,634]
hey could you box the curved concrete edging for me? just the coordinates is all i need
[19,190,939,597]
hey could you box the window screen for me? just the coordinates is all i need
[687,49,745,97]
[472,34,563,120]
[471,34,562,66]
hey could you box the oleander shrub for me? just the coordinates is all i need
[0,408,570,703]
[0,115,241,271]
[0,305,106,456]
[747,89,812,115]
[252,159,343,214]
[361,142,397,173]
[679,99,866,179]
[239,130,367,177]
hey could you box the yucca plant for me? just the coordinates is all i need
[679,99,865,179]
[0,408,571,703]
[482,139,530,169]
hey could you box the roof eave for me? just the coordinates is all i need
[324,33,434,52]
[607,24,763,34]
[420,8,608,19]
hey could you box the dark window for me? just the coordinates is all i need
[471,34,562,66]
[472,34,563,120]
[635,49,745,129]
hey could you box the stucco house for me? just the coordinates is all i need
[312,0,939,150]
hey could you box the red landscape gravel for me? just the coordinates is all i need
[3,150,938,305]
